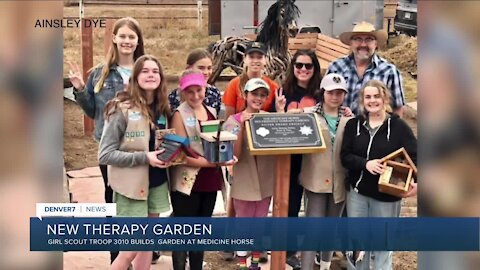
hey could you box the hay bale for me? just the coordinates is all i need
[379,35,417,74]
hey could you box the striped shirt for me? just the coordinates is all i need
[327,54,404,115]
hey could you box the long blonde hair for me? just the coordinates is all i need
[358,80,392,117]
[94,17,145,93]
[104,55,170,128]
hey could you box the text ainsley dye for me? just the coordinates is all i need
[35,19,106,28]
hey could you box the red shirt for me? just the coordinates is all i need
[222,76,278,113]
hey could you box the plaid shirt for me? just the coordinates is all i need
[327,54,404,115]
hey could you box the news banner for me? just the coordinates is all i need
[31,203,480,251]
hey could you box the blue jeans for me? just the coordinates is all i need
[346,191,401,270]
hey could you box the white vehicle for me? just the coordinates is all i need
[210,0,386,38]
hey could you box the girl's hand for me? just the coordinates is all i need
[303,106,316,113]
[217,156,238,167]
[147,150,171,168]
[240,111,253,123]
[67,62,86,90]
[366,159,385,175]
[402,181,417,198]
[341,106,354,117]
[275,88,286,112]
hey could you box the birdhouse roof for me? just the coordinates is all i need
[200,120,221,127]
[380,147,417,174]
[200,131,238,142]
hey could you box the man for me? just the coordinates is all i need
[327,21,405,117]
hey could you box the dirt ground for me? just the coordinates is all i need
[63,4,418,269]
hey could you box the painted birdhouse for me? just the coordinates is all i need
[200,131,237,163]
[378,147,417,197]
[157,133,199,165]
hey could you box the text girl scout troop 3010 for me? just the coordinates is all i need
[69,17,417,270]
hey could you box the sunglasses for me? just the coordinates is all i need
[294,62,314,70]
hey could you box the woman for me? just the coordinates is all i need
[341,80,417,270]
[98,55,171,270]
[278,49,322,270]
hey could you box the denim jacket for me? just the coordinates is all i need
[74,64,125,141]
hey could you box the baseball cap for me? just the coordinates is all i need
[244,78,270,93]
[179,72,206,91]
[320,73,348,93]
[245,42,267,55]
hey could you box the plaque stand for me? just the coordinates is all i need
[244,113,326,269]
[270,154,291,270]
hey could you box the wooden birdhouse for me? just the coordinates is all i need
[200,131,237,163]
[378,147,417,197]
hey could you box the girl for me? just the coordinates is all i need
[223,78,286,270]
[168,48,221,114]
[170,70,237,270]
[68,16,145,219]
[341,80,417,270]
[278,49,322,270]
[223,41,277,118]
[98,55,171,270]
[299,74,351,270]
[221,41,277,262]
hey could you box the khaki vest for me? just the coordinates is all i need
[223,115,276,201]
[299,114,351,203]
[170,102,218,195]
[107,104,151,200]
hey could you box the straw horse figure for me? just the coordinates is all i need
[208,0,300,84]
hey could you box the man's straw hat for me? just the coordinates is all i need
[339,21,387,46]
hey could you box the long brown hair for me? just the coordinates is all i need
[94,17,145,93]
[238,66,250,97]
[105,55,170,128]
[282,49,322,101]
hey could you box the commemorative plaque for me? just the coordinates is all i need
[245,113,326,155]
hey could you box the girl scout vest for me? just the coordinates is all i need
[108,102,169,200]
[223,113,276,201]
[299,115,350,203]
[170,102,217,195]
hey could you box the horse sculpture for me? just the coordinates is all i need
[208,0,300,84]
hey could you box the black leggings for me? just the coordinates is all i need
[171,191,217,270]
[99,164,114,204]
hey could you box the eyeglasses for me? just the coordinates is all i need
[351,36,376,44]
[294,62,314,70]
